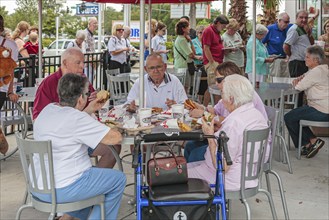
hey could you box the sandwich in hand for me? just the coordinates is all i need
[178,121,192,132]
[184,99,197,110]
[203,111,215,123]
[97,90,110,102]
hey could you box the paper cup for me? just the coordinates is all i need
[172,104,184,122]
[139,108,152,127]
[134,99,140,107]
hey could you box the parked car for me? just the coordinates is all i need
[43,39,107,64]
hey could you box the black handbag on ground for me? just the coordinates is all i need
[147,148,188,187]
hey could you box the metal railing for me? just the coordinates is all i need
[15,51,108,90]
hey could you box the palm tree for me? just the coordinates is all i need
[258,0,282,26]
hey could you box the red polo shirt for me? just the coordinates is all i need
[202,24,224,65]
[33,68,95,120]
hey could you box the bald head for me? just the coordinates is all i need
[61,47,85,75]
[123,26,131,39]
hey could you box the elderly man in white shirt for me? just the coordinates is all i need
[127,53,187,110]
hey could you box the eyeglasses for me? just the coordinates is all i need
[215,77,225,84]
[281,20,290,24]
[147,65,164,71]
[84,91,91,97]
[198,31,203,34]
[116,29,124,32]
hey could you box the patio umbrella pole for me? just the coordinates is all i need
[38,0,42,78]
[140,0,146,108]
[252,0,256,87]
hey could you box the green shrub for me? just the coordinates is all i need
[42,38,55,48]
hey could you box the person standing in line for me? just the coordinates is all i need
[107,24,130,73]
[174,20,202,93]
[262,12,292,83]
[246,24,275,87]
[84,17,98,83]
[284,10,313,106]
[318,19,329,64]
[202,15,229,105]
[67,30,86,53]
[151,22,169,64]
[222,18,245,73]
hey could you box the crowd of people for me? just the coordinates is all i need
[0,7,328,219]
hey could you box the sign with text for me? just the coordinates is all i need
[170,3,211,19]
[76,3,99,16]
[112,21,141,43]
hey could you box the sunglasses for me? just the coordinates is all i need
[116,29,124,32]
[198,31,203,34]
[215,77,225,84]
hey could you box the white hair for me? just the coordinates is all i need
[76,30,86,39]
[61,47,84,65]
[222,74,254,107]
[255,24,268,35]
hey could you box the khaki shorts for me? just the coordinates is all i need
[205,61,219,86]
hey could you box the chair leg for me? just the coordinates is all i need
[259,189,278,220]
[48,213,56,220]
[226,199,231,220]
[269,170,290,220]
[265,172,272,194]
[297,124,303,160]
[15,204,33,220]
[277,135,293,174]
[22,188,28,205]
[241,199,251,220]
[100,202,105,220]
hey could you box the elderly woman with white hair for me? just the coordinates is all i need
[187,74,269,191]
[67,30,86,53]
[246,24,275,87]
[284,45,329,158]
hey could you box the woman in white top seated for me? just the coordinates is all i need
[284,45,329,158]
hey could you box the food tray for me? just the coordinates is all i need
[117,124,155,136]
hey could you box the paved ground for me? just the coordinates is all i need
[1,130,328,220]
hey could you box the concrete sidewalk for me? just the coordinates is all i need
[1,133,328,220]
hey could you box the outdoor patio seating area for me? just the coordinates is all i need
[1,133,328,219]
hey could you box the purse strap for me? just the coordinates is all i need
[174,45,187,61]
[151,146,180,168]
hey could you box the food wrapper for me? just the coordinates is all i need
[160,118,179,129]
[108,106,126,120]
[122,116,138,129]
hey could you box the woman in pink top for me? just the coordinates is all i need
[184,62,267,162]
[187,74,269,190]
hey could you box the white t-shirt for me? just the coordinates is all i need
[0,36,19,93]
[67,40,86,53]
[222,32,244,68]
[127,73,187,109]
[151,35,167,63]
[107,36,128,64]
[33,103,110,188]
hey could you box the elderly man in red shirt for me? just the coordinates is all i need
[202,15,229,105]
[33,47,120,168]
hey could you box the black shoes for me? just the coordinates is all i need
[306,139,325,158]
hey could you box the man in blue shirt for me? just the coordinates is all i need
[262,12,292,82]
